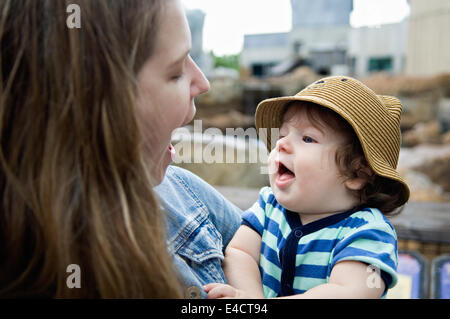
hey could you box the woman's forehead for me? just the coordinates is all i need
[153,0,191,65]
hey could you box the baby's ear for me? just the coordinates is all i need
[344,166,374,191]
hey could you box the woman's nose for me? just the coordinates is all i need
[190,57,210,97]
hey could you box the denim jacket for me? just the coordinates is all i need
[154,166,242,298]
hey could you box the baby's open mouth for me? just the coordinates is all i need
[275,161,296,188]
[278,162,295,179]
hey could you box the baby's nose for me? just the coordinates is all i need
[276,136,292,154]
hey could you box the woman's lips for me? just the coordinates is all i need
[168,143,176,162]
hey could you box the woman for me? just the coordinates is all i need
[0,0,241,298]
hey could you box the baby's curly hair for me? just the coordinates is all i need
[335,134,406,215]
[286,101,406,215]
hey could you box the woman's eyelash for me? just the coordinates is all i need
[171,74,183,80]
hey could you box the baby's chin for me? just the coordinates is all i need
[271,185,297,211]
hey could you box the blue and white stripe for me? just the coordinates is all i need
[242,186,398,298]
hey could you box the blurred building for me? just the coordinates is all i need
[406,0,450,76]
[189,0,450,80]
[348,21,408,78]
[291,0,352,27]
[289,0,352,75]
[240,33,291,77]
[186,9,213,76]
[241,0,353,77]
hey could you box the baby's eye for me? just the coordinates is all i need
[303,136,316,143]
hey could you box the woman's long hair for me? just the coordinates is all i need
[0,0,183,298]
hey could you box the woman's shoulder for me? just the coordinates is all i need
[155,165,211,200]
[156,165,242,246]
[162,164,194,182]
[163,165,212,190]
[155,166,222,218]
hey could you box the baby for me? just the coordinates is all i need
[204,76,410,299]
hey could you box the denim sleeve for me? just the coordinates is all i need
[169,166,242,249]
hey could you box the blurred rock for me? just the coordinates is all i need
[400,112,420,131]
[443,131,450,144]
[209,67,239,79]
[201,110,254,131]
[195,76,243,118]
[200,77,242,105]
[362,72,441,96]
[241,82,283,115]
[400,170,448,202]
[438,98,450,132]
[413,155,450,194]
[402,121,442,147]
[435,73,450,97]
[400,92,440,125]
[175,162,269,189]
[267,66,321,96]
[398,144,450,170]
[171,130,269,188]
[398,145,450,203]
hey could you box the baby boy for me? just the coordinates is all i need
[204,76,409,299]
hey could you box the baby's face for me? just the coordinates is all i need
[268,103,357,217]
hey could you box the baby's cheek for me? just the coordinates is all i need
[319,147,338,171]
[267,149,280,175]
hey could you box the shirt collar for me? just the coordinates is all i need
[284,205,364,237]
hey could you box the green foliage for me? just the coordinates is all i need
[210,51,240,70]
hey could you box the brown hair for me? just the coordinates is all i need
[0,0,183,298]
[284,101,405,215]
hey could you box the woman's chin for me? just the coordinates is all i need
[153,164,168,185]
[148,142,175,185]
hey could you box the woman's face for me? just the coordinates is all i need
[136,0,210,183]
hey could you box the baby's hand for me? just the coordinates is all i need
[203,283,251,299]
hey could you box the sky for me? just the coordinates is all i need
[181,0,410,55]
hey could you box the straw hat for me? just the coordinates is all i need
[255,75,410,205]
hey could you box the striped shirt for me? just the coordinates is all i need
[242,186,398,298]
